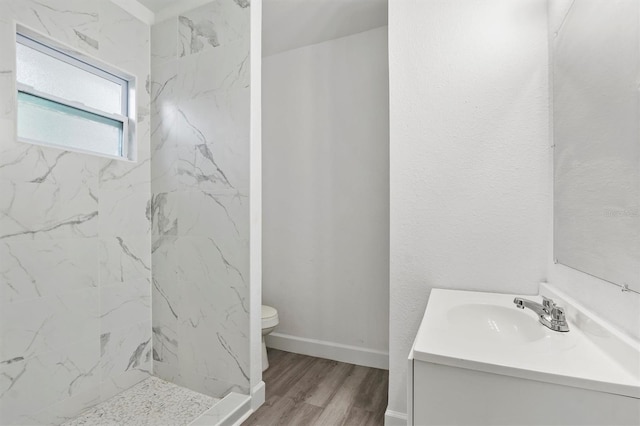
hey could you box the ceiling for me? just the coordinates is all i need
[133,0,388,56]
[262,0,387,57]
[134,0,215,22]
[137,0,176,12]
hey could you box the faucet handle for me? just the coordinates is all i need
[541,296,555,313]
[551,305,566,321]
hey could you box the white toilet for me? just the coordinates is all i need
[261,305,279,371]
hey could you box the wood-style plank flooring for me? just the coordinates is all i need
[243,349,388,426]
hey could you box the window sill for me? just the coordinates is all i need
[17,137,137,163]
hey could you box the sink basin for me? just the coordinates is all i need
[412,287,640,398]
[447,304,547,343]
[409,285,640,426]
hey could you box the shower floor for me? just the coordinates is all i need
[62,377,219,426]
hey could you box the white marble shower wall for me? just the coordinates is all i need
[150,0,251,398]
[0,1,151,424]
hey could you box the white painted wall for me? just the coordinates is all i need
[262,27,390,365]
[388,0,550,419]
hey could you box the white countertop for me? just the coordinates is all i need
[412,287,640,399]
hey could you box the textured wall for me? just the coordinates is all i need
[388,0,549,418]
[0,0,151,424]
[262,27,390,357]
[150,0,251,398]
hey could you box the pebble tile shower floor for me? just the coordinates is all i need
[61,377,219,426]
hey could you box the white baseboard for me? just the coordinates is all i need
[189,392,250,426]
[228,381,265,426]
[250,381,265,411]
[265,332,389,370]
[384,409,408,426]
[231,410,253,426]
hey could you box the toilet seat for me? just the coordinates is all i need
[261,305,279,371]
[262,305,279,329]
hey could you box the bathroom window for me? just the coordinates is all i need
[15,28,135,160]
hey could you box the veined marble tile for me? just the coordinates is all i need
[151,237,181,379]
[0,2,8,21]
[151,238,180,370]
[0,339,99,425]
[1,0,152,422]
[0,10,17,136]
[8,0,100,55]
[0,288,99,362]
[98,189,151,237]
[151,135,179,195]
[151,18,177,68]
[100,320,151,385]
[98,1,149,78]
[0,238,98,304]
[151,192,248,276]
[99,236,151,286]
[150,193,180,238]
[176,89,250,193]
[0,142,100,186]
[153,360,179,384]
[136,102,152,153]
[12,384,101,426]
[152,318,178,367]
[151,60,179,116]
[0,14,15,119]
[150,240,181,321]
[151,61,180,194]
[99,368,148,405]
[0,33,14,118]
[99,156,151,193]
[151,232,249,396]
[0,119,15,156]
[100,281,151,332]
[177,326,250,398]
[179,191,248,241]
[178,0,250,58]
[176,39,249,100]
[174,236,249,396]
[0,180,98,241]
[150,69,174,126]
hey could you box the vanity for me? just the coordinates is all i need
[408,284,640,425]
[406,0,640,422]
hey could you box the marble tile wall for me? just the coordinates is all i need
[150,0,251,398]
[0,1,151,424]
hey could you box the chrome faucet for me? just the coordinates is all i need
[513,296,569,332]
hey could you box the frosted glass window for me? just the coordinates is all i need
[18,92,123,157]
[16,42,124,115]
[15,30,133,160]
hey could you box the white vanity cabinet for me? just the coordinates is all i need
[408,286,640,426]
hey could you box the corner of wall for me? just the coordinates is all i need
[250,381,265,411]
[384,409,408,426]
[249,0,264,398]
[109,0,154,24]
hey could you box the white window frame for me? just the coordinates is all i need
[15,29,135,160]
